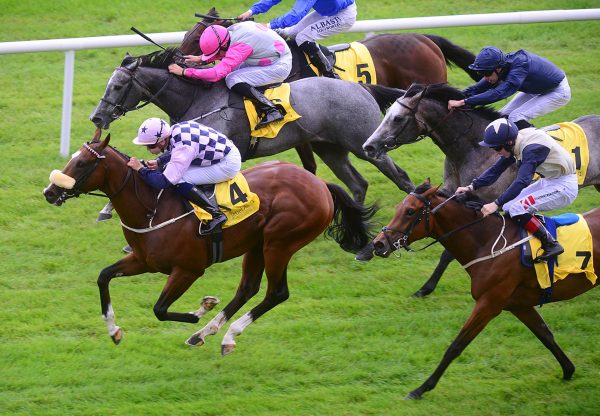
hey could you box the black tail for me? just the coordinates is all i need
[361,84,405,114]
[325,183,378,253]
[424,34,481,82]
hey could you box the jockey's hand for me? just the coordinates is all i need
[238,10,253,21]
[455,184,473,194]
[448,99,465,111]
[127,157,144,172]
[168,63,185,76]
[184,55,203,64]
[146,159,158,170]
[481,201,499,217]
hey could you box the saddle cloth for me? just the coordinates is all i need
[521,214,597,289]
[541,122,589,185]
[306,41,377,85]
[243,83,302,138]
[191,172,260,228]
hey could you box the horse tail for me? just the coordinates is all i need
[423,34,481,82]
[325,183,378,253]
[361,84,406,114]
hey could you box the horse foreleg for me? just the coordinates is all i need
[510,307,575,379]
[295,143,318,174]
[406,296,503,399]
[97,254,150,344]
[152,268,203,323]
[412,249,455,298]
[187,246,265,347]
[221,257,290,355]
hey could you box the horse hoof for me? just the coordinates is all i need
[202,296,220,311]
[111,328,123,345]
[412,288,432,298]
[404,391,422,400]
[221,344,235,356]
[186,334,205,347]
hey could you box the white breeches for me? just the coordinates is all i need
[284,2,357,44]
[501,77,571,123]
[502,173,578,217]
[225,53,293,88]
[180,146,242,185]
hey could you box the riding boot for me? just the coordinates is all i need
[298,41,339,79]
[183,185,227,233]
[516,214,564,262]
[514,119,534,130]
[97,201,114,222]
[231,82,284,129]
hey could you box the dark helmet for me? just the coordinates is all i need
[479,118,518,147]
[468,46,506,71]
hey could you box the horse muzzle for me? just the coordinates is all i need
[363,135,397,159]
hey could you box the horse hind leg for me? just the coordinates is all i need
[221,255,291,355]
[510,307,575,380]
[187,246,265,348]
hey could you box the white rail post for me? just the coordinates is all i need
[60,50,75,157]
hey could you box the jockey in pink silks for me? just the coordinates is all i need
[169,21,292,129]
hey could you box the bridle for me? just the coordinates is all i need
[100,65,176,120]
[380,191,486,254]
[54,143,131,204]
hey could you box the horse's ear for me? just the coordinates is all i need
[101,133,111,148]
[92,127,102,143]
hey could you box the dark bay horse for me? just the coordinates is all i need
[89,49,412,203]
[43,131,376,354]
[180,8,480,173]
[372,180,600,399]
[363,83,600,296]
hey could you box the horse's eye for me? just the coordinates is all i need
[393,115,403,122]
[406,208,415,215]
[76,161,85,168]
[113,85,122,91]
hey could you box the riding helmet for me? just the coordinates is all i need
[479,118,519,147]
[132,118,171,145]
[468,46,507,71]
[200,25,230,61]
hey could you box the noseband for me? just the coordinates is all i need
[380,191,432,252]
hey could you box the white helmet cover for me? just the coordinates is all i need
[132,118,171,145]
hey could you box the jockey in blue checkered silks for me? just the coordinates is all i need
[455,118,578,263]
[127,117,242,232]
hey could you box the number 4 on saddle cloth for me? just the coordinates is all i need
[520,213,597,305]
[191,172,260,231]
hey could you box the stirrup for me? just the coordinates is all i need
[534,245,564,263]
[200,214,227,234]
[255,110,284,129]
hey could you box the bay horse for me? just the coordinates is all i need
[180,8,480,173]
[42,131,376,354]
[372,180,599,399]
[363,82,600,296]
[89,48,412,203]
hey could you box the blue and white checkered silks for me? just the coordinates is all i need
[170,121,232,167]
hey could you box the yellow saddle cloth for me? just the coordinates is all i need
[306,42,377,84]
[243,83,302,138]
[529,215,597,289]
[192,172,260,228]
[543,122,590,185]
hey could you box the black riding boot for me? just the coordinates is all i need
[514,119,534,130]
[515,214,563,262]
[184,185,226,233]
[532,224,564,262]
[298,41,339,79]
[231,82,284,129]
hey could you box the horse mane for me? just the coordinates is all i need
[413,181,486,209]
[404,83,502,120]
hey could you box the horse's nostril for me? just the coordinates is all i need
[373,240,384,250]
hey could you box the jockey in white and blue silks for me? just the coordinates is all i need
[455,118,577,263]
[448,46,571,130]
[168,21,292,129]
[238,0,357,79]
[127,117,242,232]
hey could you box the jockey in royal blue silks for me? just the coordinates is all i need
[238,0,357,79]
[126,117,242,232]
[447,46,571,130]
[455,118,578,263]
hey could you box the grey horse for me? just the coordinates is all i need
[89,49,413,203]
[363,82,600,297]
